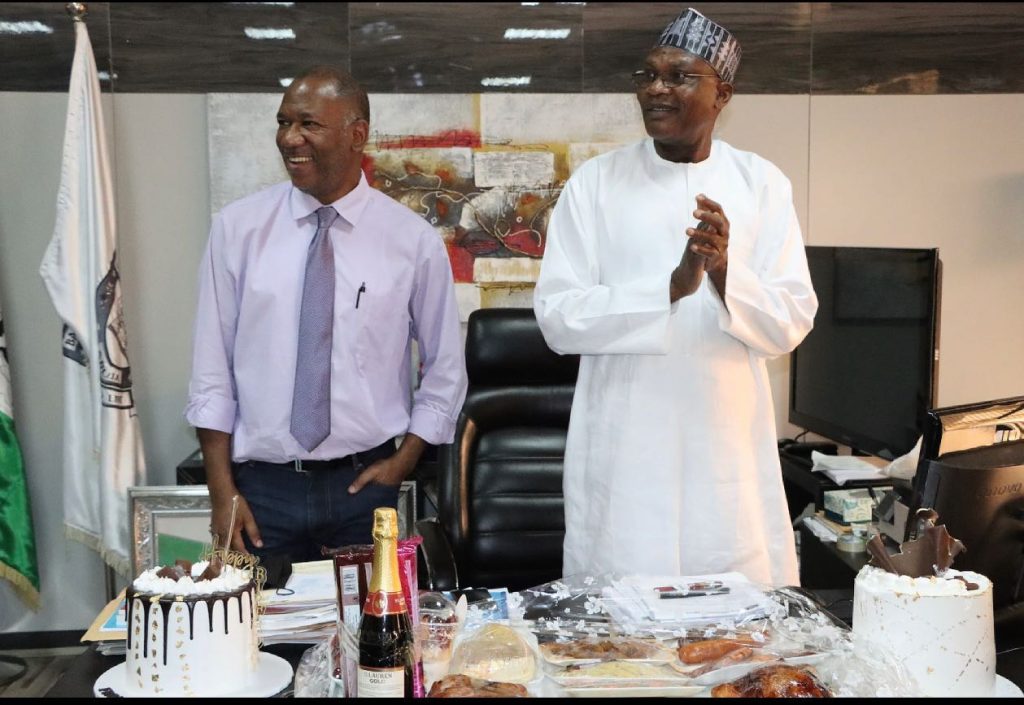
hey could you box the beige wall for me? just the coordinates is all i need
[806,96,1024,409]
[0,92,1021,632]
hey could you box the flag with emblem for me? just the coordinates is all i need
[39,18,146,577]
[0,300,40,609]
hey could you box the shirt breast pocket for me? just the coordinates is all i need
[353,282,411,372]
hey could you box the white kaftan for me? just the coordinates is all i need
[533,138,818,587]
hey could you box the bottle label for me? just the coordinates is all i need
[339,564,362,631]
[358,666,405,697]
[362,590,407,617]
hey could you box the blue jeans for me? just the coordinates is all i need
[232,439,399,563]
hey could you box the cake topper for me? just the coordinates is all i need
[866,508,966,578]
[173,495,267,590]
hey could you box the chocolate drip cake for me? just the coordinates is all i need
[125,559,259,696]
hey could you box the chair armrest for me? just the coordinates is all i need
[415,517,460,592]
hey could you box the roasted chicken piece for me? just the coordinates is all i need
[427,674,529,698]
[677,636,759,664]
[686,647,777,677]
[711,664,832,698]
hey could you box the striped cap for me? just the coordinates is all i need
[655,7,741,84]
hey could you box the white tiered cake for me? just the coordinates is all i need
[124,560,259,696]
[852,564,996,697]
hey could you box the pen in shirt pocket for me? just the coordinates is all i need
[355,282,366,308]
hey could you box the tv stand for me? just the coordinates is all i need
[779,441,838,459]
[779,446,893,520]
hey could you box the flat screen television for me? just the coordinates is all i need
[789,246,942,459]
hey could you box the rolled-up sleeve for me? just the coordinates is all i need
[407,227,468,445]
[185,213,239,433]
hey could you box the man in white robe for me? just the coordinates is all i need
[533,7,818,586]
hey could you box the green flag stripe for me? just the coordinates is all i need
[0,409,40,609]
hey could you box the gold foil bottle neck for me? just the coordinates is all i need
[367,507,402,595]
[372,507,399,542]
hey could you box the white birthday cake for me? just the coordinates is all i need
[124,559,259,696]
[852,564,996,697]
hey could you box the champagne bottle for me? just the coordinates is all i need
[357,507,415,698]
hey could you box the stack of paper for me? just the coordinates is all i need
[259,560,338,645]
[97,640,127,657]
[802,515,839,543]
[810,451,889,485]
[601,572,776,630]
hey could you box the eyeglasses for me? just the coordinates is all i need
[630,69,719,89]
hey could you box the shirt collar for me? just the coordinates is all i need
[288,171,372,227]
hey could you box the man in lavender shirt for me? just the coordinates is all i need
[186,66,467,561]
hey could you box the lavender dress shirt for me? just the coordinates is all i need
[185,174,468,463]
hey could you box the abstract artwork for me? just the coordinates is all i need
[363,143,560,282]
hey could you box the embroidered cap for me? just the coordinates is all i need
[655,7,741,84]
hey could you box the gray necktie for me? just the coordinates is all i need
[290,206,339,452]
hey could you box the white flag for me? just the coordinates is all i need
[39,20,146,577]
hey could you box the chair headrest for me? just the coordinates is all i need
[466,308,579,386]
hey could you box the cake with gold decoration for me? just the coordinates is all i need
[124,555,260,696]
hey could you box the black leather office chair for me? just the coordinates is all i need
[417,307,579,593]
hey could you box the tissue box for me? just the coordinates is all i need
[824,487,886,525]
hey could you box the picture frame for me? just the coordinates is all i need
[398,480,417,542]
[128,486,212,577]
[128,482,418,576]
